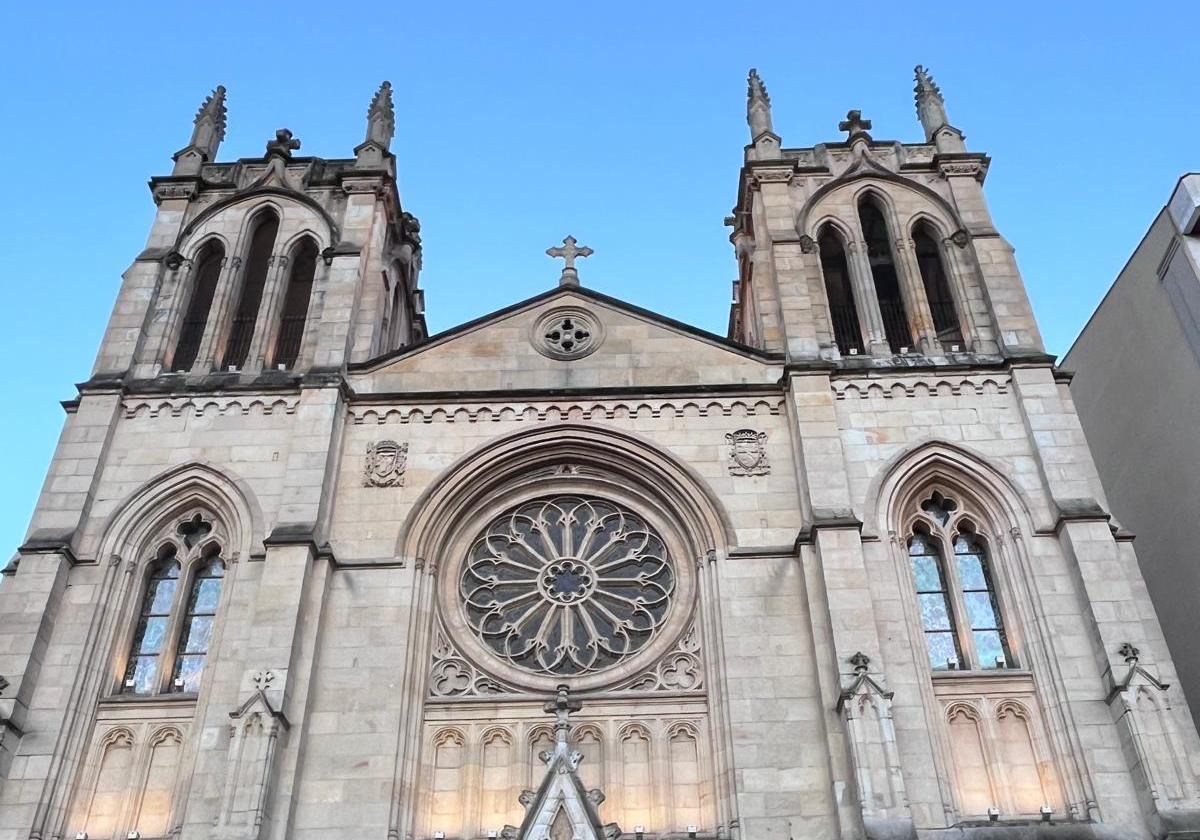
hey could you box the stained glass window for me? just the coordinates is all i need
[909,531,962,670]
[909,491,1014,671]
[955,530,1010,669]
[171,554,225,692]
[123,550,182,694]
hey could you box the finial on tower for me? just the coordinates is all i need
[366,81,395,150]
[838,109,873,142]
[172,84,227,175]
[746,68,774,140]
[913,65,964,152]
[266,128,301,159]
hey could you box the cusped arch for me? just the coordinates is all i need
[176,188,337,250]
[181,232,231,265]
[865,440,1052,539]
[397,423,734,564]
[798,172,966,242]
[811,216,856,247]
[95,462,265,565]
[279,229,324,259]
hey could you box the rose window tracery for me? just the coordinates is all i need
[460,496,675,676]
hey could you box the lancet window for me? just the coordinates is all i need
[907,491,1011,671]
[913,222,963,346]
[818,226,864,354]
[172,240,224,372]
[271,236,318,369]
[222,210,279,369]
[121,513,227,695]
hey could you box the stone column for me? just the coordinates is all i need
[244,254,291,374]
[192,254,243,373]
[846,240,892,357]
[893,237,940,355]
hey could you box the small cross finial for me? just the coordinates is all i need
[543,684,583,758]
[266,128,302,159]
[838,109,873,141]
[546,236,593,287]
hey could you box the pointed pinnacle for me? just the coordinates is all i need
[913,65,943,105]
[196,85,228,141]
[368,81,394,122]
[747,68,770,106]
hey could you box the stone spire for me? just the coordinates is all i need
[356,81,396,168]
[913,65,965,152]
[747,68,774,140]
[172,85,227,175]
[366,81,395,150]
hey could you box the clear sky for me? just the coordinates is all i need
[1,1,1197,557]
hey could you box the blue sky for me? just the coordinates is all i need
[1,1,1197,556]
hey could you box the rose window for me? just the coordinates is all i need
[460,496,675,676]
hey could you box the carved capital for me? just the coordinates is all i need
[152,182,198,205]
[799,234,816,254]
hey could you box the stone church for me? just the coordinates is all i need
[1,68,1198,840]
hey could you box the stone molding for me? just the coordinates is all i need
[351,398,784,425]
[832,374,1011,400]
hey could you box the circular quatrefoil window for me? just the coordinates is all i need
[531,307,603,360]
[459,495,676,676]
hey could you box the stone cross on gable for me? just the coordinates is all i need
[546,236,593,288]
[838,109,873,141]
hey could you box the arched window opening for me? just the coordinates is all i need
[171,550,225,692]
[858,198,912,352]
[173,241,224,372]
[907,491,1012,671]
[913,224,963,346]
[954,525,1010,669]
[222,211,279,370]
[908,525,962,671]
[119,511,228,696]
[818,228,864,354]
[122,548,182,694]
[272,237,317,369]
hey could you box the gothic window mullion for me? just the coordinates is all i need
[122,549,183,695]
[154,547,195,694]
[937,523,978,671]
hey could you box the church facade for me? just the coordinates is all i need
[1,70,1198,840]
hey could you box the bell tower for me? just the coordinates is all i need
[91,81,425,385]
[728,66,1045,364]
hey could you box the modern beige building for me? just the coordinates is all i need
[2,69,1198,840]
[1064,174,1200,735]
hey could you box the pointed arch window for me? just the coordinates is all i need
[858,197,912,353]
[222,211,279,370]
[271,237,318,369]
[123,550,182,694]
[907,491,1012,671]
[913,223,964,346]
[172,241,224,372]
[120,513,227,695]
[818,227,864,354]
[171,552,225,692]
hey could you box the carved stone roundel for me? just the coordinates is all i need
[460,495,676,677]
[532,307,603,360]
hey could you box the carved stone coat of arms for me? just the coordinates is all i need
[726,429,769,476]
[363,439,408,487]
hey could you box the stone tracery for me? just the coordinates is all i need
[460,496,676,677]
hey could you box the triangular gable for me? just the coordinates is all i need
[504,687,619,840]
[351,286,782,396]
